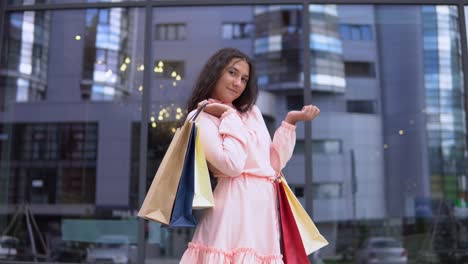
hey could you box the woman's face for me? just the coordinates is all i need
[211,58,250,104]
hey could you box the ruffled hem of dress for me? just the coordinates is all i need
[179,242,284,264]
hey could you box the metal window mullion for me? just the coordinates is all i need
[457,4,468,181]
[302,1,314,218]
[5,0,468,12]
[5,1,146,12]
[151,0,464,5]
[0,0,5,67]
[137,0,152,263]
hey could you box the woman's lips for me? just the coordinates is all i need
[227,88,238,94]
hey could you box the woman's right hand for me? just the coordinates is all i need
[198,99,232,118]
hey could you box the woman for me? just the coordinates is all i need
[181,48,320,263]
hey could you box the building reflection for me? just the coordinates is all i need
[0,11,50,108]
[0,3,467,263]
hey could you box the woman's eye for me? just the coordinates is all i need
[242,78,248,83]
[229,70,236,76]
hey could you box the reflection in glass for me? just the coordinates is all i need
[1,2,467,263]
[155,23,186,41]
[147,5,303,260]
[0,7,145,263]
[2,123,97,204]
[313,183,343,199]
[254,5,303,89]
[0,11,50,108]
[422,6,466,201]
[254,5,345,93]
[340,24,373,41]
[81,8,141,101]
[222,22,254,39]
[309,5,346,92]
[154,60,184,80]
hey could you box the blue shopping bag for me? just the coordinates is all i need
[168,124,197,227]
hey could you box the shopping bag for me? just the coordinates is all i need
[137,121,194,224]
[138,103,209,225]
[169,126,197,227]
[276,179,309,264]
[281,175,328,254]
[192,122,215,209]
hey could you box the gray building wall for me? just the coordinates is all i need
[376,6,431,218]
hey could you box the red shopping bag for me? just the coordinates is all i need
[276,179,309,264]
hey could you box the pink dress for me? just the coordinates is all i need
[180,104,296,264]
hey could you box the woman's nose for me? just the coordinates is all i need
[233,77,242,86]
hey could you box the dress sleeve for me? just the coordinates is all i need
[270,120,296,173]
[196,108,249,177]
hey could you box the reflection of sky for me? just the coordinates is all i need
[16,78,29,102]
[19,12,35,75]
[10,11,37,102]
[255,4,344,89]
[311,74,345,88]
[96,9,122,51]
[254,35,282,54]
[425,7,463,111]
[10,13,23,28]
[91,8,124,97]
[91,85,117,101]
[423,5,465,177]
[310,34,342,54]
[254,5,301,15]
[309,4,338,16]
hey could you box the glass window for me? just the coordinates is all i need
[294,139,342,155]
[222,22,254,39]
[361,25,373,40]
[344,61,375,77]
[286,95,303,110]
[351,26,361,40]
[313,183,342,199]
[0,11,50,105]
[347,100,377,114]
[153,60,184,80]
[340,24,351,40]
[81,8,143,101]
[292,186,304,198]
[155,23,187,40]
[340,24,374,41]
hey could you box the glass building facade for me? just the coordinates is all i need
[0,1,468,264]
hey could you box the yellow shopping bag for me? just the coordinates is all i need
[281,175,329,254]
[192,123,215,209]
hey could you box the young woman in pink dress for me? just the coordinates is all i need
[181,48,320,264]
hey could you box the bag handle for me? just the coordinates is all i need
[190,102,209,122]
[275,171,285,182]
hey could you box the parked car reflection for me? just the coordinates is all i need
[51,240,86,263]
[355,236,408,264]
[86,235,137,264]
[0,236,19,260]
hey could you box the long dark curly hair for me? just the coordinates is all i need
[186,48,258,113]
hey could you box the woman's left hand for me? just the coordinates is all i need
[284,105,320,125]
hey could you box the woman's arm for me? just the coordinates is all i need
[270,105,320,173]
[196,109,249,177]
